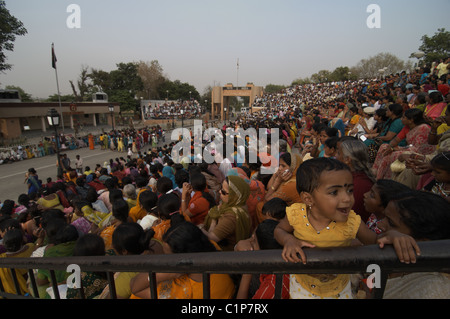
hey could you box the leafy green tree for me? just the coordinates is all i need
[87,62,143,111]
[5,85,32,101]
[157,79,199,101]
[46,94,75,102]
[264,84,287,93]
[0,1,27,72]
[415,28,450,65]
[311,70,332,83]
[329,66,357,82]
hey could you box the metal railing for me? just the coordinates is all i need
[0,239,449,299]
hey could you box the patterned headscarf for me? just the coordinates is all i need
[204,175,251,243]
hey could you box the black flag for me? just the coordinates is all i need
[52,43,57,69]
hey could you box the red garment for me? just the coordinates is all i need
[88,180,107,192]
[352,171,374,223]
[438,84,449,97]
[252,274,290,299]
[188,191,210,225]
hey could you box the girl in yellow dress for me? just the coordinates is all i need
[274,157,420,299]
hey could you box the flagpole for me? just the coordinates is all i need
[237,58,239,87]
[52,43,65,131]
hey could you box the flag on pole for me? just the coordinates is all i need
[52,43,57,69]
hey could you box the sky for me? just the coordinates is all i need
[0,0,449,99]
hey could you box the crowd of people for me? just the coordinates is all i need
[0,59,449,300]
[143,100,204,120]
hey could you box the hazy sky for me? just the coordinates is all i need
[1,0,449,99]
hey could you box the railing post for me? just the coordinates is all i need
[49,270,60,299]
[202,273,211,299]
[27,270,39,298]
[148,272,157,299]
[107,272,117,299]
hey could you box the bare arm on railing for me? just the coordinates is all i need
[274,217,315,264]
[275,216,421,265]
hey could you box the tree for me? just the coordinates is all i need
[311,70,332,83]
[414,28,450,65]
[157,79,199,101]
[329,66,357,82]
[351,52,410,79]
[69,65,93,102]
[137,60,166,100]
[0,1,27,72]
[4,85,32,101]
[264,84,287,94]
[87,62,143,111]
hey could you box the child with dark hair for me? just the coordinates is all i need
[380,190,450,298]
[261,197,287,221]
[181,173,216,225]
[423,151,450,202]
[275,157,421,299]
[323,136,340,158]
[363,179,412,234]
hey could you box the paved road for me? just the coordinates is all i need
[0,130,178,203]
[0,118,232,203]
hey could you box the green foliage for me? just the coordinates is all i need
[157,79,200,101]
[0,0,27,72]
[417,28,450,65]
[264,84,287,93]
[46,94,76,102]
[4,85,32,101]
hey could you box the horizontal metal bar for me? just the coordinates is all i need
[0,240,448,276]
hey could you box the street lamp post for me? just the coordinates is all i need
[172,111,175,129]
[47,108,63,178]
[108,104,115,131]
[181,109,184,128]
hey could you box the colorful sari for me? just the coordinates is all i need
[227,168,266,230]
[0,243,35,295]
[203,175,252,251]
[256,153,303,224]
[372,123,435,180]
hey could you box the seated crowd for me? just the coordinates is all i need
[0,62,449,299]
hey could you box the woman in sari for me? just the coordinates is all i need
[130,218,235,299]
[364,103,405,162]
[424,91,447,120]
[255,152,303,225]
[162,164,176,190]
[372,108,435,180]
[36,221,79,298]
[200,175,252,251]
[227,167,266,230]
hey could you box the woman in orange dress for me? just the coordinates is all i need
[130,217,235,299]
[255,152,303,225]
